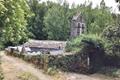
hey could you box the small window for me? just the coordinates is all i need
[82,24,85,33]
[82,24,84,29]
[78,23,81,28]
[77,23,81,35]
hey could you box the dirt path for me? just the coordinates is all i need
[63,72,115,80]
[0,53,52,80]
[0,52,118,80]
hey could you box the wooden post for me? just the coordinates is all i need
[43,54,49,72]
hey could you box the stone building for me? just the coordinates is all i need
[70,13,86,38]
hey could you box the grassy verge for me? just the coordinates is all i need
[98,67,120,78]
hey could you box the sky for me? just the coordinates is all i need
[41,0,120,13]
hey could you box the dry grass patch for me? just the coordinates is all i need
[52,72,66,80]
[17,72,39,80]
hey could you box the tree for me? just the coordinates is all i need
[74,1,114,35]
[27,0,48,40]
[0,0,6,36]
[44,2,70,40]
[0,0,32,46]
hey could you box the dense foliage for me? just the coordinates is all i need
[79,1,113,35]
[65,34,105,53]
[0,0,32,46]
[27,0,48,39]
[0,0,116,46]
[103,25,120,56]
[44,2,70,40]
[26,0,115,40]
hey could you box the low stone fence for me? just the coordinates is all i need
[5,49,92,73]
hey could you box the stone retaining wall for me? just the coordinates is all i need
[5,49,93,73]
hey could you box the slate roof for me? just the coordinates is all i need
[23,40,66,49]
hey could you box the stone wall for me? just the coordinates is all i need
[5,49,91,73]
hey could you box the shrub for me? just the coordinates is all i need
[46,66,59,75]
[102,25,120,66]
[65,34,105,53]
[103,25,120,57]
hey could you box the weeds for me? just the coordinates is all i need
[17,72,39,80]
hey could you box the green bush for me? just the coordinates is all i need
[103,25,120,57]
[45,66,59,75]
[101,25,120,66]
[47,54,88,73]
[65,34,105,53]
